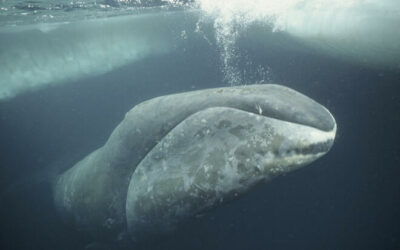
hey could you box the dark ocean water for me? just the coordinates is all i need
[1,2,400,250]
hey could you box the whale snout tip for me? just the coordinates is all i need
[235,84,337,171]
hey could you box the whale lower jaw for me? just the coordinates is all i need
[125,106,336,240]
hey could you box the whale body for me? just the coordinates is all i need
[53,84,336,242]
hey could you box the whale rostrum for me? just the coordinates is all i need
[53,84,336,241]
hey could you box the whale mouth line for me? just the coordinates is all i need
[211,106,337,158]
[273,139,335,158]
[298,139,335,155]
[140,105,335,164]
[224,105,336,133]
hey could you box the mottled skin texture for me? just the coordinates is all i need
[126,107,333,240]
[53,84,336,241]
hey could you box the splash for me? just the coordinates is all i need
[195,0,281,85]
[194,0,400,82]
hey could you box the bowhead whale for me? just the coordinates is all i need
[53,84,336,242]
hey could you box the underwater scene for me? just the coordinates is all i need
[0,0,399,249]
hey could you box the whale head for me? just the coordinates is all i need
[53,84,336,242]
[124,84,336,240]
